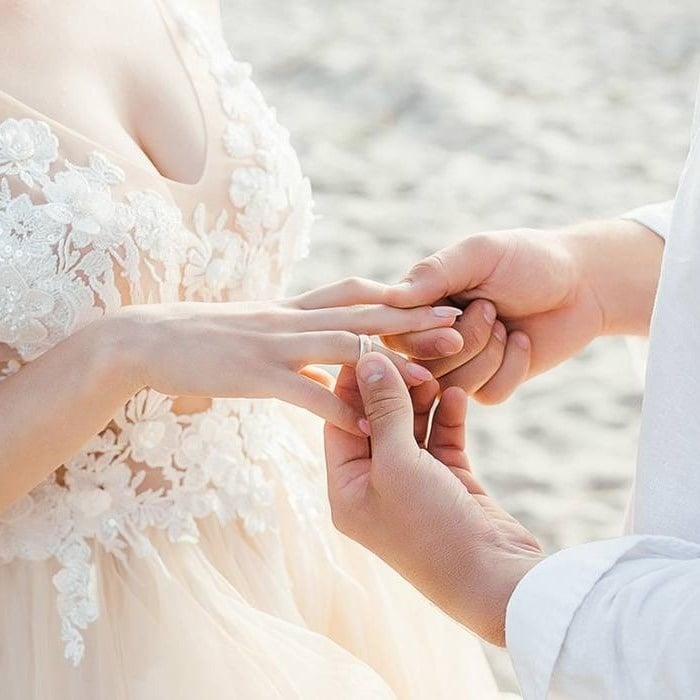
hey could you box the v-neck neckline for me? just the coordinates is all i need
[0,0,211,193]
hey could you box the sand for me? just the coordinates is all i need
[222,1,700,692]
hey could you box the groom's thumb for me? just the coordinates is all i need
[356,353,417,462]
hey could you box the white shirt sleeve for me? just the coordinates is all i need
[505,535,700,699]
[621,200,674,240]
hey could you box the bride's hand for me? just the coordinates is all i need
[117,278,462,434]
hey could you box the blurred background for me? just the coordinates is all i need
[223,1,700,691]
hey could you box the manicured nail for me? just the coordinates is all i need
[433,306,463,319]
[406,362,434,383]
[393,279,413,289]
[514,332,530,350]
[359,359,385,383]
[358,418,371,436]
[483,303,497,324]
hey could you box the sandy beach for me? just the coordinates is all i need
[223,1,700,691]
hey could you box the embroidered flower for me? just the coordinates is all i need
[229,166,270,209]
[221,463,275,534]
[127,190,185,262]
[0,119,58,187]
[0,193,66,256]
[220,81,267,122]
[129,415,181,468]
[223,122,255,159]
[183,205,250,301]
[0,265,55,345]
[53,537,99,667]
[115,391,181,469]
[43,169,125,249]
[212,56,252,89]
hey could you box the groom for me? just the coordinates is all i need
[325,208,700,698]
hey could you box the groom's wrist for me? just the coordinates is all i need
[564,219,664,336]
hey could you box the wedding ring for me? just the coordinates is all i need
[358,334,373,360]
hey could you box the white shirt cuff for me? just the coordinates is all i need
[620,200,674,240]
[504,536,650,699]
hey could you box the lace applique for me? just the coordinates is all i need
[169,0,314,280]
[0,118,58,187]
[0,144,190,359]
[0,0,321,668]
[0,391,322,665]
[183,203,268,301]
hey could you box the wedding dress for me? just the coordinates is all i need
[0,1,502,697]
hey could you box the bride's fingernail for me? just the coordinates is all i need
[393,279,413,289]
[358,418,371,436]
[406,362,433,383]
[433,306,463,318]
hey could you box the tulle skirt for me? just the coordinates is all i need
[0,407,501,699]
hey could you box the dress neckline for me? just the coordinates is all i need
[0,0,212,192]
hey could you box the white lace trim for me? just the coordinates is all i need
[0,2,318,667]
[0,395,322,666]
[169,0,314,274]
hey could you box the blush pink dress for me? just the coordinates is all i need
[0,1,501,697]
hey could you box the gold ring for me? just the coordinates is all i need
[358,334,373,360]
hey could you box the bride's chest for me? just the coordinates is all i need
[0,3,314,366]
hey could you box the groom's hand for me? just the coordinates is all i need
[324,352,543,646]
[381,228,588,403]
[382,221,662,403]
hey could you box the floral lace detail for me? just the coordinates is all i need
[169,0,314,282]
[0,147,176,359]
[0,118,58,187]
[0,393,322,665]
[0,0,319,667]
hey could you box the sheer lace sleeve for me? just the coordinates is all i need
[0,114,190,370]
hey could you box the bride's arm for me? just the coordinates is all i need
[0,316,141,513]
[0,283,470,512]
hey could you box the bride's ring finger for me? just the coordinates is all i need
[287,332,434,387]
[358,333,373,360]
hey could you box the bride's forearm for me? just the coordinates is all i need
[0,290,449,511]
[0,315,143,511]
[566,218,664,336]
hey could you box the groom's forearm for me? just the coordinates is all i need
[565,218,664,336]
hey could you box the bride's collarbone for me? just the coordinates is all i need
[0,3,207,185]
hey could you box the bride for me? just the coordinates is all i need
[0,1,504,697]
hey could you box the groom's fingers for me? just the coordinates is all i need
[427,387,469,469]
[383,300,495,361]
[435,321,507,394]
[324,365,371,465]
[355,353,419,463]
[382,236,502,309]
[411,378,440,446]
[381,327,464,360]
[473,331,531,405]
